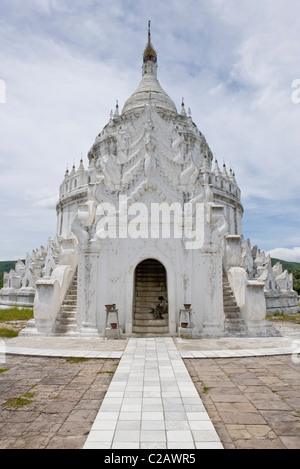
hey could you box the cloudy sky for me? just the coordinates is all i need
[0,0,299,262]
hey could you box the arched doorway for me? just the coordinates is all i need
[132,259,169,336]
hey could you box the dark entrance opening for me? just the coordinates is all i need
[132,259,168,336]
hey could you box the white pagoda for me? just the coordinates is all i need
[3,23,298,337]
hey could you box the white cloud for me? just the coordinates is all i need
[24,189,58,209]
[267,247,300,264]
[0,0,299,259]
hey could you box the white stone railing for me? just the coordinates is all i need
[33,238,78,334]
[34,265,75,333]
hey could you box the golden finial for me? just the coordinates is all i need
[143,20,157,63]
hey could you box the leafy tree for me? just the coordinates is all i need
[293,269,300,295]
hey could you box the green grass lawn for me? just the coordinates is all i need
[0,308,33,337]
[271,312,300,325]
[0,307,33,321]
[0,328,19,338]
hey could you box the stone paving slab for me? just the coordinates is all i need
[3,335,128,352]
[3,320,300,359]
[179,347,297,359]
[1,321,300,449]
[185,355,300,449]
[4,344,297,360]
[174,321,300,352]
[5,346,123,359]
[83,338,223,449]
[0,350,299,449]
[0,355,119,449]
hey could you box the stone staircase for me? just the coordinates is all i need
[223,274,248,337]
[132,259,169,336]
[53,269,78,335]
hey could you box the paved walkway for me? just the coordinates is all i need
[4,344,123,359]
[1,320,299,449]
[83,337,223,449]
[4,343,297,360]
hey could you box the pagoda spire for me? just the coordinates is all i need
[142,21,158,77]
[143,20,157,64]
[122,21,177,114]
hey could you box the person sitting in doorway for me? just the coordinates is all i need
[152,296,168,319]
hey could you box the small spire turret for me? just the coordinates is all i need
[78,157,84,171]
[201,154,210,173]
[180,98,187,116]
[230,167,237,183]
[114,100,119,117]
[214,159,220,175]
